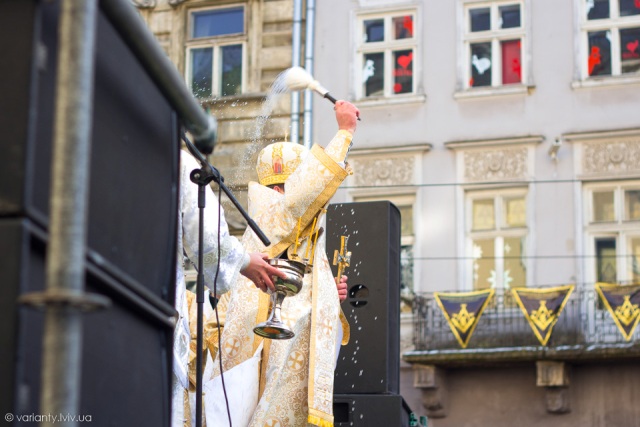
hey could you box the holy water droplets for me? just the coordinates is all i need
[232,68,297,184]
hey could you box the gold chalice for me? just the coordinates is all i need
[253,258,307,340]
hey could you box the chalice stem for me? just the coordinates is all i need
[270,291,286,324]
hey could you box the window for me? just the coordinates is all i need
[580,0,640,80]
[356,10,418,99]
[398,204,415,297]
[185,5,246,98]
[585,183,640,283]
[467,189,528,291]
[463,1,525,89]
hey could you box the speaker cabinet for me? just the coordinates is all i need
[333,393,413,427]
[327,201,401,395]
[0,0,179,295]
[1,220,173,425]
[0,1,178,425]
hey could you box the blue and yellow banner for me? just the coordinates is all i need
[595,282,640,341]
[434,289,494,349]
[512,285,574,346]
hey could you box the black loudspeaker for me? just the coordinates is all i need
[1,220,173,425]
[333,394,413,427]
[0,0,179,292]
[0,1,178,425]
[326,201,401,395]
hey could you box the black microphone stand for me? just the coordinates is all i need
[182,134,270,427]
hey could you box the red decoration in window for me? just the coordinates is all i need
[588,46,602,75]
[501,40,521,84]
[403,16,413,36]
[623,39,640,59]
[397,52,413,69]
[469,77,475,86]
[512,58,522,78]
[394,83,403,93]
[635,0,640,9]
[622,39,640,59]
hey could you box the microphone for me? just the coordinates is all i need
[192,115,218,155]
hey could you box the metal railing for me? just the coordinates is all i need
[412,287,637,351]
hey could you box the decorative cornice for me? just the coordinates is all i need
[353,93,427,108]
[350,143,432,156]
[563,128,640,143]
[132,0,156,9]
[446,135,544,150]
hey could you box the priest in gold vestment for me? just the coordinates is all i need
[205,100,360,427]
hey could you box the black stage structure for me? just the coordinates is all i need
[0,0,216,425]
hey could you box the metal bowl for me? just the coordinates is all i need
[268,258,306,296]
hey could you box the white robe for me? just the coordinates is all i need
[172,150,249,427]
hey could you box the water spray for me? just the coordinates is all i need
[281,66,360,120]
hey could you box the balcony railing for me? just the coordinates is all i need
[407,287,640,364]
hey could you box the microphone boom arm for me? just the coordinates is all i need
[182,133,271,247]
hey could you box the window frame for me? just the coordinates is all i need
[462,1,527,88]
[584,181,640,284]
[456,0,533,99]
[184,4,248,99]
[354,8,422,103]
[465,187,530,292]
[574,0,640,87]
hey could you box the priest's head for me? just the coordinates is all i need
[256,141,308,194]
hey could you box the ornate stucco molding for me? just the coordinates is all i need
[352,156,415,187]
[446,135,541,184]
[583,140,640,176]
[463,147,528,182]
[348,144,431,192]
[564,128,640,178]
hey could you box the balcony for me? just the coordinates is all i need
[404,286,640,367]
[403,287,640,417]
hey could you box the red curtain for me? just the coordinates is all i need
[501,40,522,84]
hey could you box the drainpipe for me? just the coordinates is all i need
[290,0,303,144]
[303,0,316,149]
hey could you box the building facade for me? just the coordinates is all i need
[311,0,640,426]
[138,0,640,425]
